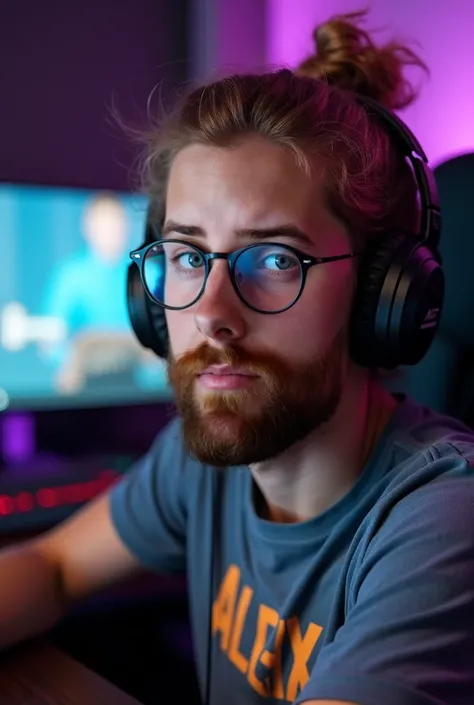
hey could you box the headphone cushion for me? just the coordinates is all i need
[144,300,169,359]
[352,233,404,344]
[127,264,169,359]
[351,232,444,368]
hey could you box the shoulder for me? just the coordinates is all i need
[344,415,474,617]
[373,473,474,547]
[358,400,474,558]
[379,397,474,486]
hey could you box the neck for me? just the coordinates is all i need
[250,367,397,523]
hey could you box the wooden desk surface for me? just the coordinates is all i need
[0,641,143,705]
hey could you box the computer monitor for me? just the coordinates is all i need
[0,183,172,412]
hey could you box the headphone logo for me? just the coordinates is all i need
[421,307,440,330]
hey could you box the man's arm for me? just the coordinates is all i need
[0,418,188,653]
[0,491,142,651]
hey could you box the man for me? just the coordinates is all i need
[0,12,473,705]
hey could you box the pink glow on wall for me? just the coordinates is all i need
[267,0,474,166]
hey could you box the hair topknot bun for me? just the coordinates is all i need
[295,9,428,110]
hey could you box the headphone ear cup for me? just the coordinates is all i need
[127,262,169,359]
[351,233,444,369]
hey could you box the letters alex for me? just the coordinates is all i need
[212,564,324,701]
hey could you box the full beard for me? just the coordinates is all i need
[167,330,346,467]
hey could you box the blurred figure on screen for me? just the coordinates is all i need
[82,192,128,264]
[42,192,151,394]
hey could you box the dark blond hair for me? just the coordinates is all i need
[141,10,428,246]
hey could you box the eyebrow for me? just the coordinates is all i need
[161,220,314,248]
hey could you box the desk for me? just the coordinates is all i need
[0,641,143,705]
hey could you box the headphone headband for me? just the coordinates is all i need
[356,95,442,249]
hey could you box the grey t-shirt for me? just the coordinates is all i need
[110,398,474,705]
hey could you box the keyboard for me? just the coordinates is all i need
[0,455,134,533]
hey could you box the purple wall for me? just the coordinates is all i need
[267,0,474,166]
[3,1,471,186]
[215,0,267,74]
[1,0,189,190]
[189,0,268,80]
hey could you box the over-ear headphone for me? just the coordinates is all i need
[127,214,169,359]
[127,96,444,369]
[350,96,444,369]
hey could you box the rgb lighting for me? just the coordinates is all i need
[0,470,119,517]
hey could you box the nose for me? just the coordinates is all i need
[194,261,246,344]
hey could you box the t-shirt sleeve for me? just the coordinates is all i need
[109,418,188,574]
[299,471,474,705]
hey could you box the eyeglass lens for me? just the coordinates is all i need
[142,240,303,312]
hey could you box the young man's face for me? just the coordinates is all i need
[164,135,356,466]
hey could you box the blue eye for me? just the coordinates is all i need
[262,253,296,271]
[176,251,205,269]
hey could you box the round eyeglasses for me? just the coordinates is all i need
[130,239,360,315]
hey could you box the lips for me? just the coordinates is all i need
[199,365,258,377]
[197,365,259,390]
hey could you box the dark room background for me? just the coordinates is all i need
[1,0,190,191]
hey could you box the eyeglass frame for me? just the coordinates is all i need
[130,239,361,315]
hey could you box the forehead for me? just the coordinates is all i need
[166,136,327,226]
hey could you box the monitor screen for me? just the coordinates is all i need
[0,183,171,411]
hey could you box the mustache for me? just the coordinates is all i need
[169,342,288,378]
